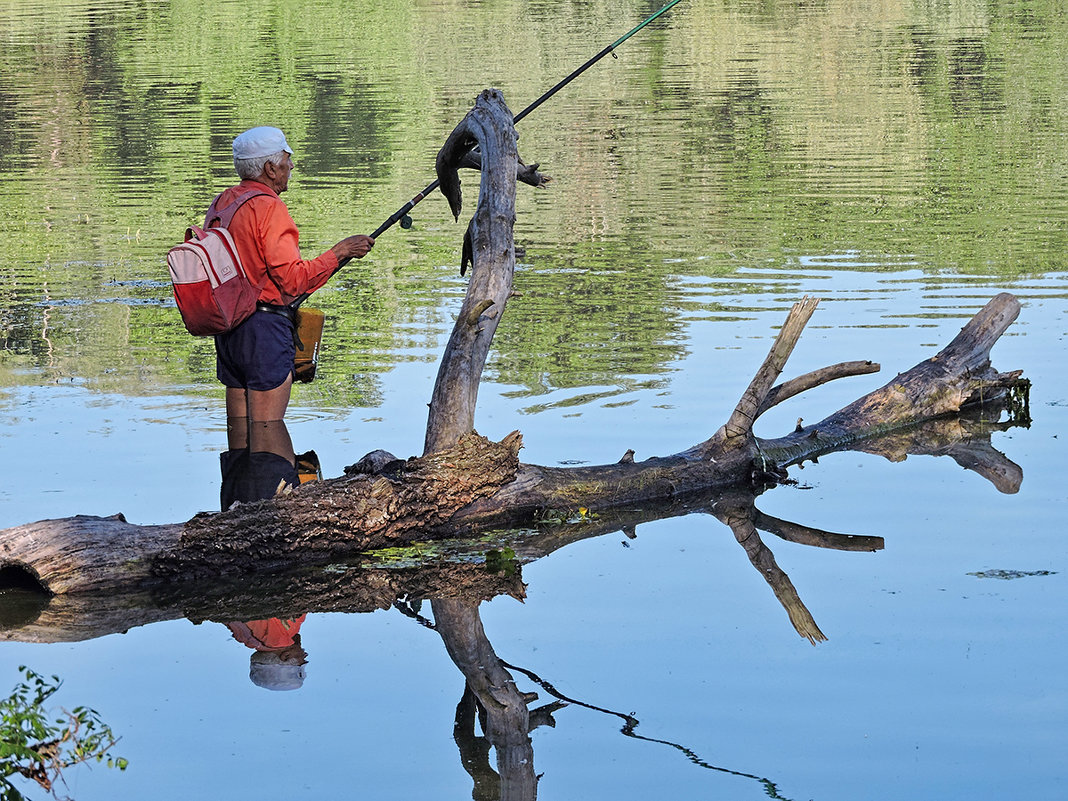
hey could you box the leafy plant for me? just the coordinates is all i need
[0,667,126,801]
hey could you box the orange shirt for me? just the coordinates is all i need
[212,180,338,306]
[226,615,307,651]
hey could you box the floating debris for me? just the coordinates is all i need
[967,569,1056,580]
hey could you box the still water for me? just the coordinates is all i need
[0,0,1065,798]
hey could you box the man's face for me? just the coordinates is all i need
[273,152,294,193]
[261,151,294,193]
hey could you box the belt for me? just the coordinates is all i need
[256,302,297,323]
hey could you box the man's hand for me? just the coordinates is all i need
[333,235,375,261]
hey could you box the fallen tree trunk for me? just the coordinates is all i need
[0,89,1029,597]
[0,403,1020,645]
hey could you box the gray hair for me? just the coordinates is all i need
[234,149,288,181]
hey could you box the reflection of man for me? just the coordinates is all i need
[219,417,315,690]
[226,617,308,692]
[219,417,319,510]
[220,447,299,510]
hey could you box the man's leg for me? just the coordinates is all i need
[221,387,251,510]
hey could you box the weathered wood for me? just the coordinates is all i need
[456,147,551,189]
[427,88,518,454]
[1,404,1021,654]
[758,292,1026,467]
[0,431,520,594]
[721,296,821,444]
[155,430,523,582]
[0,515,181,596]
[756,360,881,417]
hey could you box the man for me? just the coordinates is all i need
[213,126,373,471]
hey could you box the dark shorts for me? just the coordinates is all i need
[215,311,295,391]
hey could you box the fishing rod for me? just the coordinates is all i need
[363,0,687,245]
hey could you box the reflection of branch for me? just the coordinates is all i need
[453,685,500,801]
[501,661,797,801]
[717,507,827,645]
[850,412,1023,494]
[504,487,875,644]
[940,439,1022,494]
[452,684,565,801]
[753,510,884,552]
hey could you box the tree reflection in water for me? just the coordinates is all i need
[420,596,799,801]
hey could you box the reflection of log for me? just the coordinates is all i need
[433,599,538,801]
[848,412,1023,494]
[0,560,525,644]
[0,89,1029,596]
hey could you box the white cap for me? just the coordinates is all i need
[249,651,306,691]
[232,126,293,160]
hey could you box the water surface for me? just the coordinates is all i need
[0,0,1065,798]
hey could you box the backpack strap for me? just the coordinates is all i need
[204,187,269,230]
